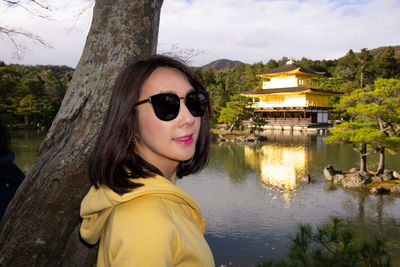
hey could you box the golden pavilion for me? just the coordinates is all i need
[240,59,341,127]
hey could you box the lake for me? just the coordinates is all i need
[9,129,400,266]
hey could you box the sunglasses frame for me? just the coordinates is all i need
[134,90,208,121]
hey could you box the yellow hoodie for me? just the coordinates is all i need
[80,175,215,267]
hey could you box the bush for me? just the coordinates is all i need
[259,217,392,267]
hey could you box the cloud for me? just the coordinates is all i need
[0,0,92,67]
[159,0,400,66]
[1,0,399,67]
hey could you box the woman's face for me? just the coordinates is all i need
[134,67,201,177]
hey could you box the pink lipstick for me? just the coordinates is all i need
[173,135,193,145]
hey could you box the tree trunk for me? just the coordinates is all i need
[376,147,385,175]
[360,142,367,173]
[0,0,163,266]
[228,123,235,133]
[360,64,364,88]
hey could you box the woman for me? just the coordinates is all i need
[80,55,215,266]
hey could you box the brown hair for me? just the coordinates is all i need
[89,55,211,194]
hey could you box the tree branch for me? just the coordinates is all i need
[158,43,206,64]
[68,0,95,33]
[0,25,52,59]
[3,0,51,19]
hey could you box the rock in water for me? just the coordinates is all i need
[390,186,400,194]
[342,172,365,188]
[382,170,394,182]
[324,165,340,181]
[301,174,311,184]
[349,168,359,173]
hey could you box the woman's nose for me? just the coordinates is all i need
[178,100,195,127]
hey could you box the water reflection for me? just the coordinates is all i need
[9,129,44,174]
[209,143,251,182]
[212,131,316,190]
[244,144,306,191]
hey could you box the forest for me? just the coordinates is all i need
[0,62,73,128]
[1,45,399,128]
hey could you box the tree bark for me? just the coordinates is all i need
[359,142,367,173]
[228,123,235,133]
[0,0,163,266]
[376,147,385,175]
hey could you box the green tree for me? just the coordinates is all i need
[201,68,216,86]
[335,49,358,81]
[245,67,261,90]
[208,83,230,122]
[0,63,72,127]
[249,117,268,133]
[316,77,345,114]
[324,122,382,172]
[326,79,400,174]
[259,217,392,267]
[0,65,23,117]
[265,59,278,70]
[15,94,41,125]
[218,94,253,133]
[377,46,400,79]
[356,48,376,88]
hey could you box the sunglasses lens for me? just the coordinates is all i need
[149,91,208,121]
[186,91,208,117]
[152,94,180,121]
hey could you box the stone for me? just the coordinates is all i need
[369,187,380,194]
[369,186,390,194]
[335,174,345,184]
[324,165,337,181]
[390,186,400,194]
[382,170,394,182]
[364,173,373,184]
[342,172,365,188]
[349,168,358,173]
[301,174,311,184]
[236,136,246,143]
[245,134,268,143]
[257,135,268,142]
[393,171,400,180]
[372,176,383,183]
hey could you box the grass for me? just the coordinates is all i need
[366,179,400,190]
[210,128,248,135]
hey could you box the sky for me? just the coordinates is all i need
[1,0,400,68]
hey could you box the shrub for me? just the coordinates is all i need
[259,217,392,267]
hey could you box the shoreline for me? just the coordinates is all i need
[324,166,400,196]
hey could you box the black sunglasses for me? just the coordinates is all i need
[134,91,208,121]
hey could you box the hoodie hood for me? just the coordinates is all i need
[80,175,205,245]
[0,150,14,166]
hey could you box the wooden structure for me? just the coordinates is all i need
[241,59,341,127]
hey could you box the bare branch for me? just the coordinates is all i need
[30,0,48,10]
[352,146,375,157]
[158,43,207,65]
[3,0,51,19]
[4,0,49,9]
[0,25,52,59]
[1,0,55,58]
[68,0,95,33]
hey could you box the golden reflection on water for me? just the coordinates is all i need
[244,143,307,191]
